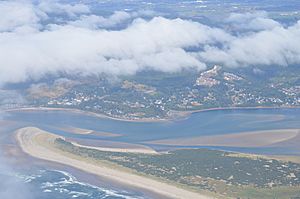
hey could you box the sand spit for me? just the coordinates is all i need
[147,129,300,147]
[16,127,213,199]
[68,139,158,154]
[60,126,121,137]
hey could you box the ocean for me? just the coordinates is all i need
[6,169,144,199]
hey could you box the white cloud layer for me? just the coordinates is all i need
[69,11,132,29]
[0,1,299,85]
[0,117,32,198]
[199,21,300,67]
[225,11,281,31]
[37,1,90,17]
[0,1,42,32]
[0,154,33,199]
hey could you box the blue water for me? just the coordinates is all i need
[5,108,300,143]
[12,170,144,199]
[2,108,300,199]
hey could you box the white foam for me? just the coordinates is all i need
[50,170,145,199]
[18,169,145,199]
[15,172,42,183]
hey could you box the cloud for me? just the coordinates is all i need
[0,155,33,199]
[37,0,90,17]
[0,15,232,84]
[0,1,299,86]
[0,90,27,107]
[68,11,132,29]
[226,12,281,31]
[0,1,43,32]
[68,10,158,29]
[0,0,90,32]
[0,116,32,199]
[199,21,300,67]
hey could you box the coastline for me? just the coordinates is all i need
[15,127,214,199]
[5,107,168,123]
[176,105,300,120]
[5,105,300,123]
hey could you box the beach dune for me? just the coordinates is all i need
[16,127,213,199]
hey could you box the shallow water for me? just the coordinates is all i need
[1,108,300,199]
[5,108,300,143]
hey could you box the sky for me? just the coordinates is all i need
[0,0,299,86]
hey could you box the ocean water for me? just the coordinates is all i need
[15,170,145,199]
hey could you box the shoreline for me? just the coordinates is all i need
[175,105,300,120]
[5,105,300,123]
[69,139,158,154]
[16,127,214,199]
[5,107,167,123]
[1,126,167,199]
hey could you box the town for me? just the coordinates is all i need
[10,64,298,120]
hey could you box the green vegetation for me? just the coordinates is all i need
[26,65,300,120]
[55,138,300,199]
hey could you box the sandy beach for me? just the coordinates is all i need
[59,126,122,137]
[16,127,214,199]
[52,126,158,154]
[68,138,158,154]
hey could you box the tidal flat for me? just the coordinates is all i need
[1,108,300,199]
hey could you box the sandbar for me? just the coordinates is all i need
[60,126,121,137]
[16,127,213,199]
[66,137,157,154]
[146,129,300,147]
